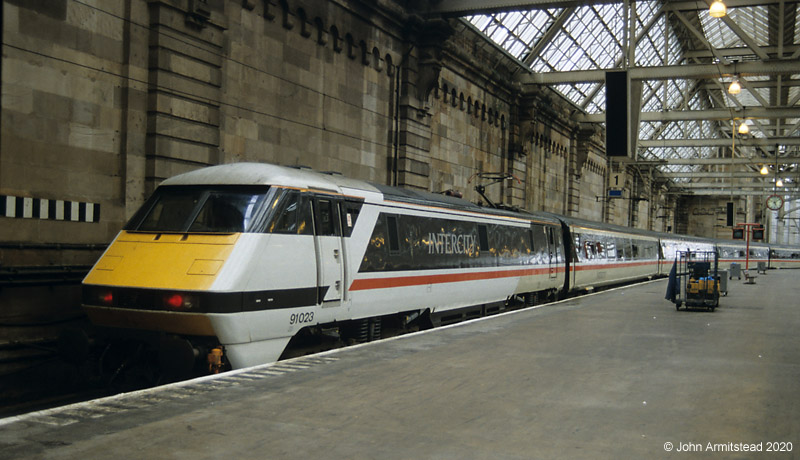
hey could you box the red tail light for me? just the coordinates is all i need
[163,293,196,311]
[166,294,184,309]
[101,292,113,305]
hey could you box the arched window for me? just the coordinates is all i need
[385,53,395,76]
[279,0,292,29]
[359,40,369,65]
[345,33,356,59]
[314,17,327,45]
[297,8,310,37]
[330,26,342,52]
[372,47,383,71]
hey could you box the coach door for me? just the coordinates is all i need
[547,226,559,279]
[313,197,344,304]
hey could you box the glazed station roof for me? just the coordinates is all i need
[427,1,800,198]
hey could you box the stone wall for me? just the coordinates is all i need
[428,68,511,206]
[1,0,149,260]
[220,0,405,184]
[1,0,671,261]
[684,196,748,239]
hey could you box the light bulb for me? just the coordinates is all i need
[738,122,749,134]
[728,79,741,95]
[709,0,727,18]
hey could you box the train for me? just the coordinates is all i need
[81,162,800,375]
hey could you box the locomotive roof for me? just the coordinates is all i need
[160,162,382,194]
[160,162,562,224]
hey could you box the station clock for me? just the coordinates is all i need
[766,194,784,211]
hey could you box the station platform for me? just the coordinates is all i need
[1,270,798,459]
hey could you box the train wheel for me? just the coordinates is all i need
[524,292,536,307]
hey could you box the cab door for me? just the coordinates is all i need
[313,197,344,304]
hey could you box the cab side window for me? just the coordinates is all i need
[315,198,341,236]
[342,200,363,237]
[268,191,313,235]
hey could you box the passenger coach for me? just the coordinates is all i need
[560,216,660,291]
[769,244,800,269]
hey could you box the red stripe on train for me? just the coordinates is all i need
[350,266,564,291]
[350,260,659,292]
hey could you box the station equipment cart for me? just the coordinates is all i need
[674,251,720,312]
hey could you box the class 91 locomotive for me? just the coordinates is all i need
[81,162,799,376]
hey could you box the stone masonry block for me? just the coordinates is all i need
[149,91,219,125]
[150,135,219,164]
[150,72,221,103]
[397,171,429,190]
[67,123,117,153]
[153,30,223,67]
[149,113,220,146]
[149,6,224,49]
[398,156,430,177]
[399,130,431,152]
[2,83,34,115]
[152,49,221,86]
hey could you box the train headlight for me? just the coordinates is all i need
[163,293,197,311]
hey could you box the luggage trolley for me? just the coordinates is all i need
[675,251,720,312]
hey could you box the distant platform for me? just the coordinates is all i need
[2,270,799,459]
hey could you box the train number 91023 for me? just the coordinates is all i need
[289,312,314,325]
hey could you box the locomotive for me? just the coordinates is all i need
[81,162,800,375]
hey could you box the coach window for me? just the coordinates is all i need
[574,235,583,261]
[605,236,617,259]
[532,225,548,264]
[553,228,564,263]
[386,215,400,254]
[314,198,341,236]
[647,241,658,259]
[583,240,595,260]
[478,225,489,252]
[618,238,632,260]
[595,242,605,259]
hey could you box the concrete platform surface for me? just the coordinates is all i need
[1,271,798,459]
